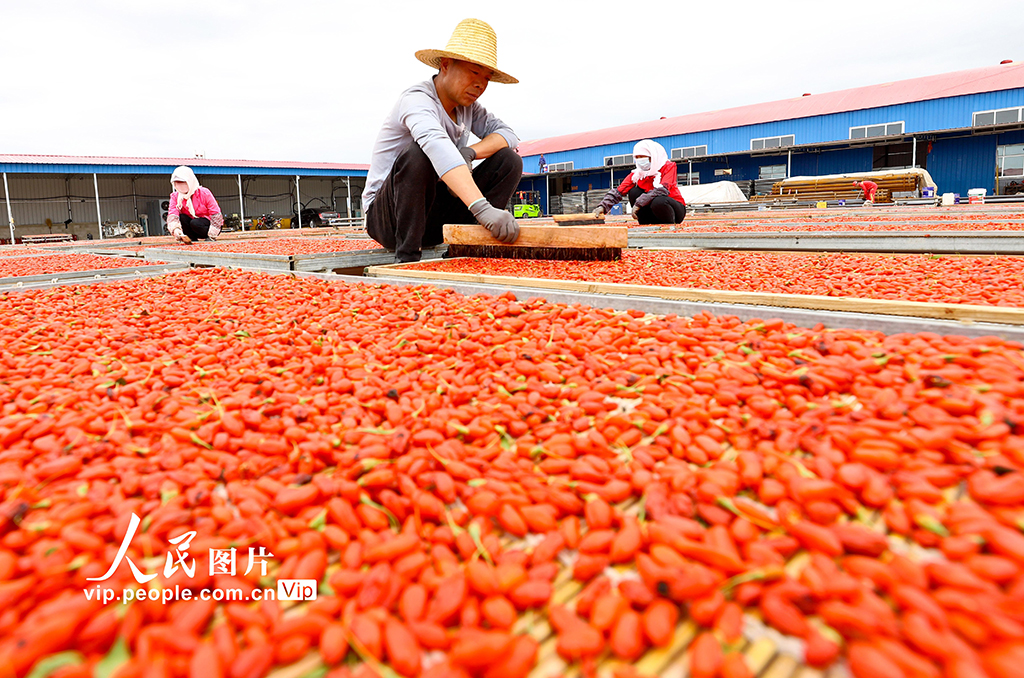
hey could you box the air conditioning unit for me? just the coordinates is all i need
[146,200,170,237]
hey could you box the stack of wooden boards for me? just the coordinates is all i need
[751,173,923,204]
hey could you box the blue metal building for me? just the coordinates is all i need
[515,61,1024,212]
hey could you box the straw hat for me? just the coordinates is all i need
[415,18,518,84]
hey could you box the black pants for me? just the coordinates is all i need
[179,215,211,240]
[628,187,686,225]
[366,142,523,262]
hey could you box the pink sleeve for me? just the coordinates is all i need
[201,187,221,215]
[166,192,181,233]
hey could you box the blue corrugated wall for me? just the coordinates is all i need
[926,130,1024,195]
[792,148,874,177]
[927,136,996,195]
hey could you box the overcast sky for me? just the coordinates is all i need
[1,0,1021,164]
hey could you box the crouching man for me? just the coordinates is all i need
[363,18,522,262]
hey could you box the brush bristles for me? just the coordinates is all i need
[550,219,604,226]
[446,245,622,261]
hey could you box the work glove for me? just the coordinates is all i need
[634,185,668,209]
[469,198,519,243]
[592,205,605,218]
[460,146,477,170]
[596,189,622,216]
[169,223,191,245]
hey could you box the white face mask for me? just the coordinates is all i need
[636,158,651,172]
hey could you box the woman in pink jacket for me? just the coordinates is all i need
[167,166,223,244]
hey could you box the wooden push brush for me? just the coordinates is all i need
[550,213,608,226]
[443,222,628,261]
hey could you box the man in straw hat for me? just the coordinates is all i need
[363,18,522,262]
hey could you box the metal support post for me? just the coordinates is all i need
[131,176,139,222]
[93,173,103,240]
[295,175,302,229]
[787,149,792,178]
[3,172,14,244]
[346,177,352,219]
[688,159,693,186]
[65,176,73,227]
[238,174,245,231]
[545,174,550,216]
[912,137,917,168]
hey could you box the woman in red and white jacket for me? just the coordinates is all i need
[167,166,223,244]
[593,139,686,224]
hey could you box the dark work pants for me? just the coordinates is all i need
[365,142,523,262]
[628,186,686,225]
[179,215,211,240]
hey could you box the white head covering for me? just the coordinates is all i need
[171,166,201,216]
[630,139,669,188]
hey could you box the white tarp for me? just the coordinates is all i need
[676,181,748,204]
[779,167,937,190]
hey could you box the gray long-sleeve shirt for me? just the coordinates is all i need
[362,78,519,211]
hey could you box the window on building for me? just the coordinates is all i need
[677,171,700,185]
[671,145,708,160]
[974,107,1023,127]
[996,109,1021,124]
[546,161,574,172]
[604,154,633,167]
[873,143,918,170]
[751,135,795,151]
[759,165,787,180]
[850,122,904,139]
[997,143,1024,195]
[974,111,996,126]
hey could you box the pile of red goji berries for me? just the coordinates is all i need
[162,238,381,255]
[631,208,1024,234]
[651,221,1024,234]
[0,249,47,258]
[0,254,163,279]
[1,268,1023,678]
[406,250,1024,307]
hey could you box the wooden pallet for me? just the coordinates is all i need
[21,233,75,244]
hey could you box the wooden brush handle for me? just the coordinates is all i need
[443,223,627,248]
[553,214,605,224]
